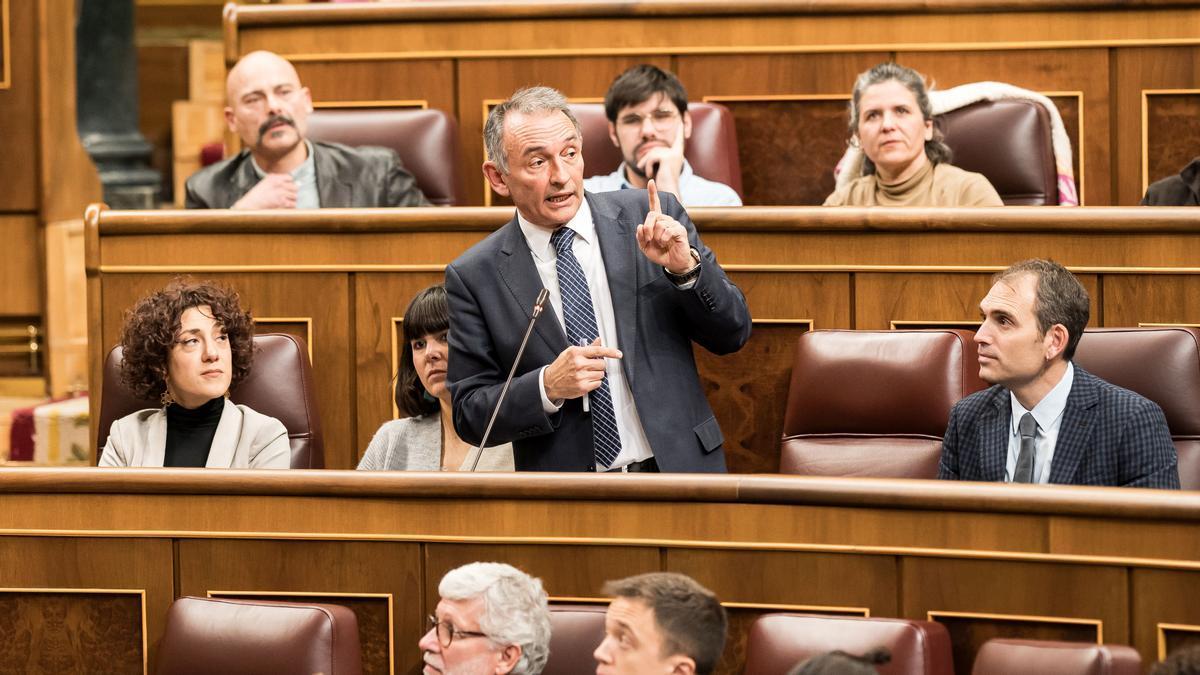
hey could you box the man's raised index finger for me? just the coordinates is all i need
[648,179,661,214]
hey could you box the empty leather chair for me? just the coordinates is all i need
[570,101,744,199]
[156,596,361,675]
[1073,326,1200,489]
[97,333,324,468]
[938,99,1057,206]
[543,604,607,675]
[306,107,463,206]
[743,613,953,675]
[971,639,1141,675]
[781,329,986,478]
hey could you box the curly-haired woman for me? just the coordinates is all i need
[99,280,290,468]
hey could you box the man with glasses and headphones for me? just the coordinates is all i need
[584,65,742,207]
[419,562,551,675]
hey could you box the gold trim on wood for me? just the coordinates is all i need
[549,595,870,616]
[929,610,1104,643]
[209,590,395,674]
[390,316,403,420]
[1040,90,1085,205]
[1157,622,1200,660]
[0,0,10,89]
[890,320,980,330]
[313,99,429,110]
[0,587,149,674]
[99,265,449,273]
[1140,323,1200,328]
[1141,89,1200,195]
[97,263,1200,275]
[254,316,314,362]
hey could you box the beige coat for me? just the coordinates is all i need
[99,398,291,469]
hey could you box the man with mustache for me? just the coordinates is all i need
[938,259,1179,488]
[583,65,742,207]
[184,50,429,209]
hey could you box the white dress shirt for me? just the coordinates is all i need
[1006,362,1075,484]
[517,199,655,470]
[583,160,743,207]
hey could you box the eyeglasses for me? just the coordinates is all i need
[617,109,680,131]
[427,614,490,648]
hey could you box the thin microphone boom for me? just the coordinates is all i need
[469,288,550,471]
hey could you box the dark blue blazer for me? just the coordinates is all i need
[445,189,751,472]
[937,366,1180,489]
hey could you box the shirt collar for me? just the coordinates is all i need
[251,139,314,179]
[517,196,594,262]
[1009,361,1075,434]
[614,159,695,189]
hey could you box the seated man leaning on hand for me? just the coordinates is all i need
[584,64,742,207]
[419,562,551,675]
[185,50,429,209]
[938,259,1180,488]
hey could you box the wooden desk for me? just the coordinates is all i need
[0,469,1196,673]
[86,205,1200,470]
[225,0,1200,206]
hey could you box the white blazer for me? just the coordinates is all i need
[99,398,291,469]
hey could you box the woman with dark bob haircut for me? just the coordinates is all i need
[824,62,1002,207]
[358,285,513,471]
[99,280,290,469]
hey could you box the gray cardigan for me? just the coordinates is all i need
[356,411,514,471]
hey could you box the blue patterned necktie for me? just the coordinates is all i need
[550,226,622,467]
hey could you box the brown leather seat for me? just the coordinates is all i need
[96,333,324,468]
[781,329,985,478]
[306,107,463,206]
[571,101,744,199]
[1073,326,1200,489]
[156,596,361,675]
[743,613,953,675]
[543,604,606,675]
[938,98,1058,206]
[971,639,1141,675]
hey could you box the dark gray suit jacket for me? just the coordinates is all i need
[184,140,429,209]
[937,366,1180,489]
[445,189,751,472]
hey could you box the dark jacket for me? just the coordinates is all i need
[184,140,429,209]
[445,189,752,472]
[937,366,1180,489]
[1141,157,1200,206]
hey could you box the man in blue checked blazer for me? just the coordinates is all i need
[446,87,750,473]
[938,259,1179,489]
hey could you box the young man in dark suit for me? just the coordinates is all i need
[445,86,751,472]
[938,259,1179,488]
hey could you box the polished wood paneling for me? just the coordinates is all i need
[0,216,41,317]
[898,49,1108,205]
[1132,569,1200,663]
[178,539,422,674]
[1144,92,1200,189]
[1114,46,1200,204]
[1104,275,1200,327]
[457,56,671,206]
[98,273,355,468]
[0,0,38,213]
[0,537,172,669]
[934,612,1101,673]
[296,59,455,113]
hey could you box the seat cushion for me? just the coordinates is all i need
[544,604,607,675]
[971,639,1141,675]
[743,613,954,675]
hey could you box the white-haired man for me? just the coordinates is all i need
[419,562,551,675]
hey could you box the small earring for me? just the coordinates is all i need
[160,390,174,407]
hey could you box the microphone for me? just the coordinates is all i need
[468,288,550,471]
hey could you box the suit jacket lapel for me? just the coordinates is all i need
[1048,369,1099,484]
[590,193,639,378]
[143,410,168,468]
[313,143,353,207]
[232,157,259,205]
[978,391,1010,481]
[206,399,241,468]
[498,215,567,355]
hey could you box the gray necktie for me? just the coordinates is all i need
[1014,412,1037,483]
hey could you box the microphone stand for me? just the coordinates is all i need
[469,288,549,471]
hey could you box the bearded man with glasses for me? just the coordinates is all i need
[419,562,551,675]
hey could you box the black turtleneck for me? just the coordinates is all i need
[164,396,224,467]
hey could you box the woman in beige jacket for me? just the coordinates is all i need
[99,280,290,469]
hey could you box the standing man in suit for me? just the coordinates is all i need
[184,50,429,209]
[938,259,1179,488]
[445,86,751,472]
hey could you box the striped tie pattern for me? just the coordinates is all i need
[550,227,622,467]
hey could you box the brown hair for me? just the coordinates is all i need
[395,285,449,417]
[993,259,1090,361]
[118,279,255,401]
[849,62,952,175]
[602,572,727,675]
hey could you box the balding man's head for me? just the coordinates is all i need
[224,50,312,165]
